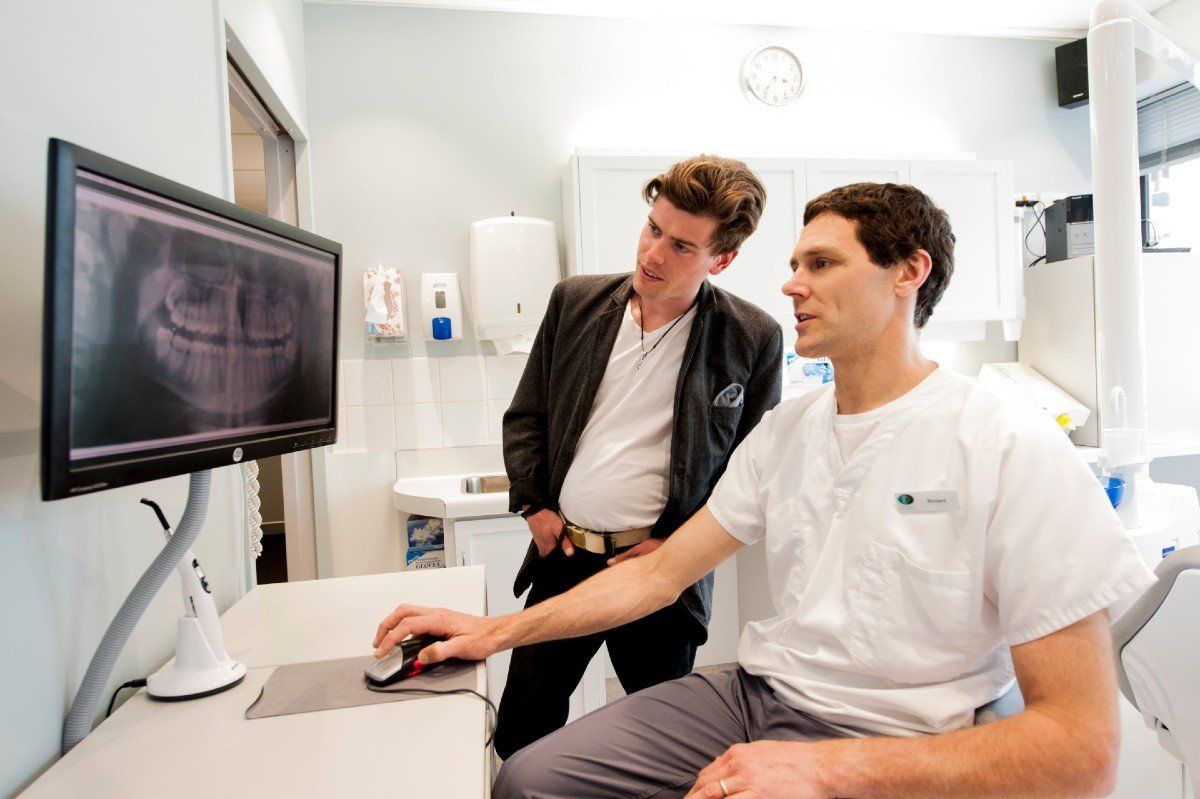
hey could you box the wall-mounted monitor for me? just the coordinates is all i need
[42,139,341,500]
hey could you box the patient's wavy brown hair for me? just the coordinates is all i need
[642,155,767,255]
[803,182,955,329]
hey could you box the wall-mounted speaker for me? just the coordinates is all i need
[1056,37,1089,109]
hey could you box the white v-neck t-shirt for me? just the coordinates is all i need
[708,367,1155,737]
[558,302,697,531]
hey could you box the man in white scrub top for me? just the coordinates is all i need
[374,182,1157,799]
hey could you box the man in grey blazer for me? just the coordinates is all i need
[492,155,783,758]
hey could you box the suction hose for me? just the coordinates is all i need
[61,470,211,754]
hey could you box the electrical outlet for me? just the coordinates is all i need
[1014,192,1041,208]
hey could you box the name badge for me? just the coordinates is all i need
[894,490,960,513]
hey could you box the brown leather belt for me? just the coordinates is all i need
[564,522,652,556]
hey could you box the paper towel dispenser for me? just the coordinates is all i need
[470,216,559,354]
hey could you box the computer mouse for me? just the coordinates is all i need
[364,635,442,686]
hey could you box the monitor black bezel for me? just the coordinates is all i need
[42,138,342,501]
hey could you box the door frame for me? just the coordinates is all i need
[217,22,326,582]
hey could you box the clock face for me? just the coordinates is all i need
[742,46,803,107]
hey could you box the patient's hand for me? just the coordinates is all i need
[527,509,570,557]
[372,604,501,665]
[686,741,834,799]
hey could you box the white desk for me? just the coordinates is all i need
[20,567,490,799]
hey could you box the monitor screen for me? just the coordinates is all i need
[43,140,340,500]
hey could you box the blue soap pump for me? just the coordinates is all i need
[421,272,463,342]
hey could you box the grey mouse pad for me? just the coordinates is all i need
[245,655,480,720]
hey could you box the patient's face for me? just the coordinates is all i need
[783,212,900,361]
[632,197,730,304]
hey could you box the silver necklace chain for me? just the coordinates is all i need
[634,294,688,371]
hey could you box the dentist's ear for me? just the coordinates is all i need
[709,249,738,276]
[894,249,932,299]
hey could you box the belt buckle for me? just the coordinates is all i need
[584,530,611,556]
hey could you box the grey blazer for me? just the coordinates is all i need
[502,273,783,640]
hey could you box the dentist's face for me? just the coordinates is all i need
[782,212,900,361]
[633,197,735,302]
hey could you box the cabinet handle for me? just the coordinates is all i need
[460,552,467,567]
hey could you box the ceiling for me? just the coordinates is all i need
[308,0,1177,40]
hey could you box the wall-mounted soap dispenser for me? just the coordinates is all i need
[421,272,463,342]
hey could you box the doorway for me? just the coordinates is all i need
[226,56,302,585]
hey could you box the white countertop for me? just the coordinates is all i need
[393,475,512,519]
[220,567,487,668]
[20,567,491,799]
[1076,438,1200,465]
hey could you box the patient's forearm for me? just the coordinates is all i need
[491,554,678,651]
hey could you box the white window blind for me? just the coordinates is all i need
[1139,84,1200,171]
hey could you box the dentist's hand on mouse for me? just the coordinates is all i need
[373,604,503,664]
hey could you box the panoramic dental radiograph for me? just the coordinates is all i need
[68,184,335,460]
[141,231,302,418]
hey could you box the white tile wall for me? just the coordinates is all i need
[439,356,487,402]
[392,357,440,404]
[441,401,489,447]
[343,358,394,406]
[484,354,526,400]
[395,403,443,449]
[337,354,527,453]
[486,400,508,446]
[344,405,396,452]
[333,408,349,454]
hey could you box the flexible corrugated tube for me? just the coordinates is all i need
[60,470,211,755]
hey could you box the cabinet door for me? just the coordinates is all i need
[805,159,910,199]
[576,155,674,276]
[575,154,802,332]
[909,161,1015,324]
[454,516,603,720]
[710,158,804,331]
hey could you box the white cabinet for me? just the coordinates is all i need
[450,515,606,720]
[909,160,1016,325]
[805,158,909,197]
[710,158,804,330]
[565,153,1017,340]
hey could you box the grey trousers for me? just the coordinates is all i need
[492,667,854,799]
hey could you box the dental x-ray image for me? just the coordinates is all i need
[68,172,336,461]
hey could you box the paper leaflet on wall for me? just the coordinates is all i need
[364,265,406,340]
[786,353,834,386]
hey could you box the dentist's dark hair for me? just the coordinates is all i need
[642,155,767,255]
[803,182,955,328]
